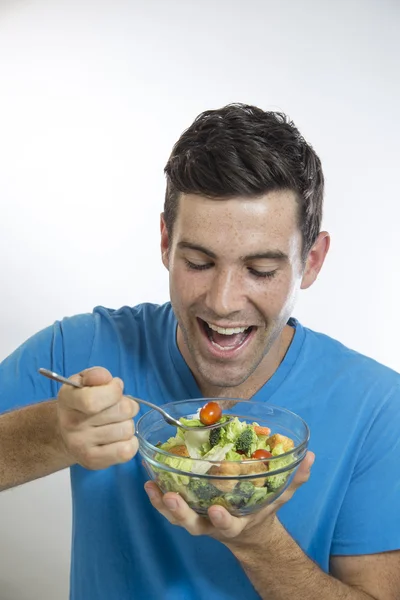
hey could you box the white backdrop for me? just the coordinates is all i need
[0,1,399,598]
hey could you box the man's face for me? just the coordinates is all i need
[161,191,310,390]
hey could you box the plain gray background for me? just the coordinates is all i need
[0,1,399,598]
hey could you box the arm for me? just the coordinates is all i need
[0,323,68,491]
[0,317,138,491]
[145,451,400,600]
[227,386,400,599]
[227,519,400,600]
[0,369,140,492]
[0,400,73,491]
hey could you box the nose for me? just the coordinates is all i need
[204,268,245,318]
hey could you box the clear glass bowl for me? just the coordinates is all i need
[136,398,309,516]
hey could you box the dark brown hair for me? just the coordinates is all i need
[164,103,324,257]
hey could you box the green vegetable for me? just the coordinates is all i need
[223,493,248,509]
[210,417,245,446]
[235,426,258,457]
[213,482,272,510]
[188,478,221,502]
[266,472,290,492]
[184,428,210,458]
[155,471,198,504]
[222,481,256,508]
[246,486,273,506]
[206,416,242,447]
[225,449,244,461]
[222,417,248,442]
[159,435,185,452]
[265,444,295,491]
[271,443,286,456]
[191,443,234,475]
[155,442,192,479]
[151,411,296,513]
[233,480,256,498]
[255,437,271,452]
[209,427,222,447]
[178,417,204,429]
[210,496,231,510]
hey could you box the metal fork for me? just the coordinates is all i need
[38,368,233,431]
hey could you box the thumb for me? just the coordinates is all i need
[73,366,114,387]
[292,451,315,488]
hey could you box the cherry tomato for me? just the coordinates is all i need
[199,401,222,426]
[251,449,273,460]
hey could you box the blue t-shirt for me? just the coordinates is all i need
[1,302,400,600]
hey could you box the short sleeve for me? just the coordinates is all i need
[331,385,400,555]
[0,314,95,415]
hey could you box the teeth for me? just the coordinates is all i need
[211,341,238,350]
[206,322,249,335]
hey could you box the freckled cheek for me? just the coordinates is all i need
[274,279,299,313]
[254,279,294,314]
[171,269,208,303]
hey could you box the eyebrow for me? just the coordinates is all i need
[177,241,289,262]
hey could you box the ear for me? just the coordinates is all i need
[160,213,170,270]
[300,231,330,290]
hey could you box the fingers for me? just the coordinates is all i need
[88,419,135,445]
[144,483,213,537]
[292,451,314,485]
[143,454,316,543]
[144,482,247,540]
[75,437,139,470]
[56,368,140,470]
[59,376,124,414]
[207,506,243,538]
[77,367,114,387]
[303,451,315,469]
[89,396,139,426]
[60,398,139,431]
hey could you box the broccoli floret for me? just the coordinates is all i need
[225,482,269,509]
[223,493,247,509]
[188,478,221,501]
[246,487,271,506]
[233,480,256,498]
[209,416,232,447]
[266,454,295,491]
[235,426,258,457]
[266,471,291,492]
[209,496,231,510]
[209,426,222,448]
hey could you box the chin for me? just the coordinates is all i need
[195,361,256,390]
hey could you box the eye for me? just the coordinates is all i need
[248,268,277,279]
[184,259,213,271]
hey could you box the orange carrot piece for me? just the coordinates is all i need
[252,425,271,436]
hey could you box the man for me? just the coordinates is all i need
[0,104,399,600]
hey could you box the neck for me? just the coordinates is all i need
[177,324,295,399]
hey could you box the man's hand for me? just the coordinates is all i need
[57,367,139,469]
[144,451,314,547]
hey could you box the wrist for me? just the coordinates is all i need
[224,515,284,558]
[52,403,75,466]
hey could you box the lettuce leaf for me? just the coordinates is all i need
[184,428,211,459]
[191,443,234,475]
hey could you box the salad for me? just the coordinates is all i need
[152,402,296,513]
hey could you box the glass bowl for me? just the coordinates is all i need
[136,398,309,516]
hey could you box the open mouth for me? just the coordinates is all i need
[198,318,255,352]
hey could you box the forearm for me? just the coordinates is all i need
[226,520,374,600]
[0,400,74,491]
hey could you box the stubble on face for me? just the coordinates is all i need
[163,191,304,398]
